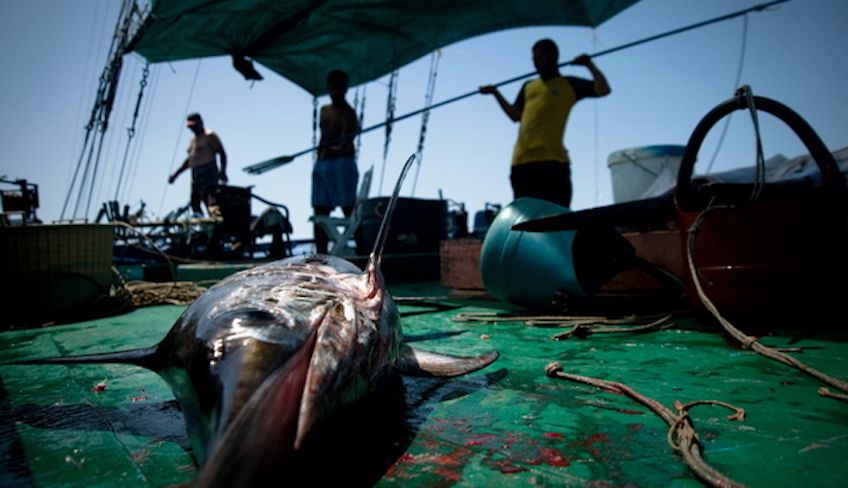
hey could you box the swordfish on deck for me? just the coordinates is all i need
[14,155,498,486]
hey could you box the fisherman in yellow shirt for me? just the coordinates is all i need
[480,38,611,208]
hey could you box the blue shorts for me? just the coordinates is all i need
[311,156,359,208]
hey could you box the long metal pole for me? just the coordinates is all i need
[244,0,789,175]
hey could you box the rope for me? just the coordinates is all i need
[683,86,847,401]
[112,220,177,279]
[110,261,206,308]
[682,84,847,401]
[685,204,848,401]
[157,59,202,218]
[545,363,747,488]
[123,280,209,307]
[549,314,675,341]
[451,310,680,341]
[109,220,226,307]
[452,310,680,326]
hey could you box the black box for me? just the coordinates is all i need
[215,185,252,242]
[358,197,447,254]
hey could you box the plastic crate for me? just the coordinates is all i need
[0,224,114,322]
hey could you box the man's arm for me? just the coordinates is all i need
[212,133,228,183]
[573,54,611,96]
[479,84,523,122]
[168,158,189,184]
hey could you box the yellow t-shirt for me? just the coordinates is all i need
[511,77,577,166]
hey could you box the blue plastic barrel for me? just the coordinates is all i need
[480,198,582,309]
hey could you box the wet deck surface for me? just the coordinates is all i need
[1,283,847,487]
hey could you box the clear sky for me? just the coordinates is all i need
[1,0,846,241]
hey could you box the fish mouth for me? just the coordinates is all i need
[295,300,371,449]
[210,302,363,454]
[269,321,322,451]
[193,324,321,486]
[196,287,385,486]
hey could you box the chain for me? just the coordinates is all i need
[379,70,399,193]
[114,62,150,200]
[355,86,366,158]
[127,63,150,139]
[412,50,441,195]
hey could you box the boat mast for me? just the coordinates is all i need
[61,0,145,221]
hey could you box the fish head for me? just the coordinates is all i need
[164,254,400,485]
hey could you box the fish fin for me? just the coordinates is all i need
[8,346,160,370]
[396,344,499,378]
[369,154,416,268]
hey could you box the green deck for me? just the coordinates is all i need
[1,282,846,487]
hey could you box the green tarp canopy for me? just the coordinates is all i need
[128,0,640,95]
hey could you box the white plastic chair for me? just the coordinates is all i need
[310,166,373,256]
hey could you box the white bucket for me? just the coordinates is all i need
[607,145,685,203]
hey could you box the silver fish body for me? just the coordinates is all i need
[161,254,398,481]
[169,253,496,486]
[11,156,498,486]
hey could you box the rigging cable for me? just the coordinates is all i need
[92,56,135,214]
[352,85,367,158]
[157,59,202,218]
[118,1,156,207]
[242,0,789,175]
[705,14,750,174]
[68,0,108,193]
[82,1,137,218]
[114,62,150,200]
[63,0,137,220]
[411,50,441,196]
[122,62,160,205]
[379,70,399,194]
[591,30,602,207]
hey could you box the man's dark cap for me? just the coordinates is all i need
[186,112,203,126]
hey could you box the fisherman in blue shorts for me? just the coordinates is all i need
[312,69,360,254]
